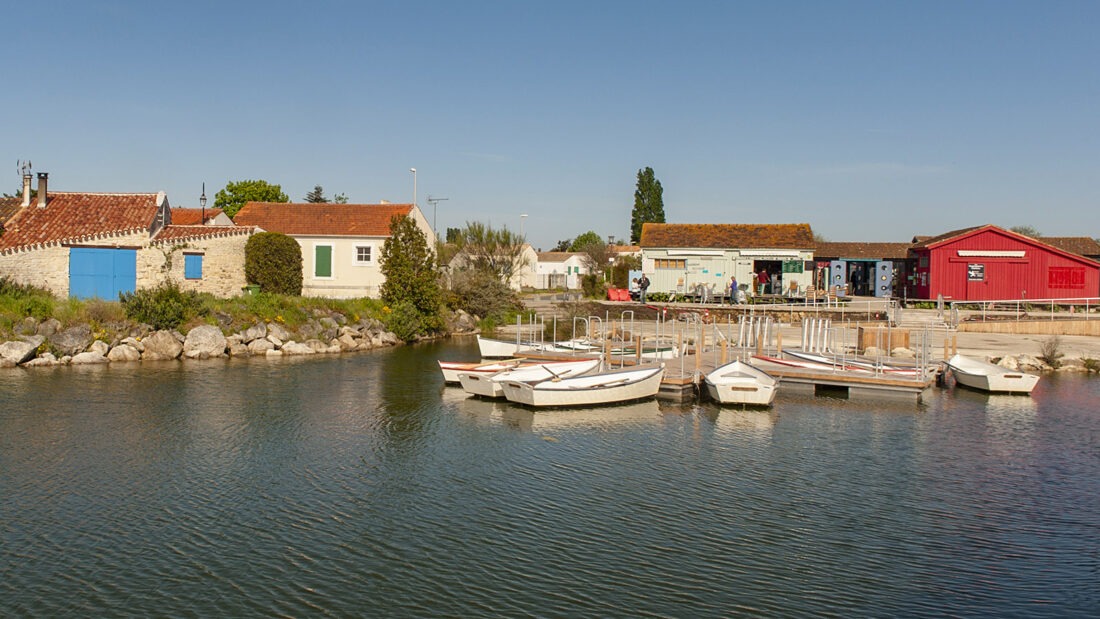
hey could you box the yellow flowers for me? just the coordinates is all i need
[275,315,285,323]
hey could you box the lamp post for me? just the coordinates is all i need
[520,213,528,239]
[200,182,207,223]
[410,168,417,206]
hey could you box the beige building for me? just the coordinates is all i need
[234,201,435,299]
[0,172,254,298]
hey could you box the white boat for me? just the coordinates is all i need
[477,334,679,360]
[500,364,665,407]
[945,354,1040,394]
[438,358,530,384]
[783,349,924,376]
[458,358,601,398]
[704,360,778,406]
[476,335,544,359]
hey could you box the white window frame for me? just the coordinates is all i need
[313,242,335,280]
[352,243,377,267]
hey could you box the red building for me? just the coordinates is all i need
[910,225,1100,301]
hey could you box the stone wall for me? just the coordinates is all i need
[0,230,149,297]
[145,232,251,297]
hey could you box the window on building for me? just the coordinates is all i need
[315,245,333,278]
[184,253,203,280]
[354,245,373,265]
[1049,266,1085,289]
[654,259,687,269]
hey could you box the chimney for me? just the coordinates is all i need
[21,173,32,207]
[36,172,48,208]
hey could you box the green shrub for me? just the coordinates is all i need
[580,274,604,298]
[1038,335,1065,369]
[1083,358,1100,373]
[20,296,53,320]
[383,301,422,342]
[120,281,203,331]
[245,232,303,295]
[448,268,521,322]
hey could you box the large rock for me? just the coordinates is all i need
[88,340,110,356]
[891,347,916,359]
[267,322,291,342]
[0,335,44,365]
[240,323,267,343]
[450,309,478,333]
[228,341,250,357]
[248,338,276,355]
[70,351,109,365]
[107,343,142,362]
[183,325,227,359]
[281,341,316,355]
[23,352,59,367]
[121,336,145,352]
[142,331,184,360]
[36,318,62,337]
[50,324,92,356]
[337,333,359,351]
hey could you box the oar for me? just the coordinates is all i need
[541,364,565,382]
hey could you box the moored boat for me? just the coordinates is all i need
[499,364,665,408]
[945,354,1040,394]
[704,360,778,406]
[438,358,529,384]
[458,358,602,398]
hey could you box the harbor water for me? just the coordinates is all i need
[2,339,1097,617]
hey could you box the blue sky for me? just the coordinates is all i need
[4,1,1097,250]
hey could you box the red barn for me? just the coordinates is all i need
[910,225,1100,301]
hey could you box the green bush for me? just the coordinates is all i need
[245,232,303,295]
[383,301,422,342]
[120,281,203,331]
[448,268,521,322]
[580,274,604,298]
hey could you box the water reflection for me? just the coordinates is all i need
[441,386,667,432]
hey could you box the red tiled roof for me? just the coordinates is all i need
[0,197,21,226]
[1042,237,1100,258]
[0,192,161,252]
[153,225,255,244]
[909,226,984,249]
[639,223,814,249]
[537,251,581,262]
[233,202,413,236]
[814,241,913,260]
[171,207,224,225]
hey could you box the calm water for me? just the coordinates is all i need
[1,340,1097,618]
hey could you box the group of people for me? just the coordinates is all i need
[628,268,788,305]
[629,274,650,303]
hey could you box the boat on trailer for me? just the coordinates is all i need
[458,358,601,398]
[499,364,665,408]
[945,354,1039,394]
[704,360,778,406]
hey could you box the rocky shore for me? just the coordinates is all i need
[0,313,404,368]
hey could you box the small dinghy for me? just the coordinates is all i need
[500,364,665,408]
[945,354,1039,394]
[704,360,778,406]
[458,358,601,398]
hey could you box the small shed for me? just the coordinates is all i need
[910,225,1100,301]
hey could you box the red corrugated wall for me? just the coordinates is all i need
[917,228,1099,300]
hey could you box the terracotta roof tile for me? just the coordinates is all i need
[814,241,913,260]
[171,207,224,225]
[537,251,581,262]
[909,225,985,249]
[153,225,255,244]
[233,202,413,236]
[1042,237,1100,258]
[0,192,161,252]
[639,223,814,249]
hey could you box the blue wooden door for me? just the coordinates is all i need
[69,247,137,299]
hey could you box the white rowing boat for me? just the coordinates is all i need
[704,360,778,406]
[438,358,529,384]
[783,350,923,376]
[458,358,601,398]
[945,354,1040,394]
[500,364,665,408]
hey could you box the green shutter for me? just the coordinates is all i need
[315,245,332,277]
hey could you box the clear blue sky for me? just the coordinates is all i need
[4,1,1097,250]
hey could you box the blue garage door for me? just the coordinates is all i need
[69,247,137,299]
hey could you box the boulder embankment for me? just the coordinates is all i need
[0,314,402,368]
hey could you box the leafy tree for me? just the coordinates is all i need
[245,232,303,295]
[447,268,521,322]
[333,193,349,204]
[445,227,462,243]
[630,166,665,244]
[453,221,529,283]
[305,185,329,203]
[571,233,614,282]
[215,179,289,218]
[552,239,571,252]
[569,231,603,252]
[1009,225,1041,237]
[380,214,443,339]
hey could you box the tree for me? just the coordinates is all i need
[305,185,329,203]
[571,232,614,282]
[552,239,572,252]
[380,214,443,340]
[569,231,603,252]
[215,180,289,219]
[630,166,665,244]
[445,227,462,244]
[453,221,529,282]
[333,193,349,204]
[245,232,303,295]
[1009,225,1041,237]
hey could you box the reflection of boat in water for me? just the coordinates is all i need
[500,364,665,407]
[458,358,600,398]
[500,398,665,431]
[946,354,1039,394]
[711,408,779,432]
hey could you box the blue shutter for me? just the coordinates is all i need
[184,254,203,279]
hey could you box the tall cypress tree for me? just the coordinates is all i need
[630,166,665,244]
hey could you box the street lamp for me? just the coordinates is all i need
[520,214,528,239]
[409,168,417,206]
[200,182,207,223]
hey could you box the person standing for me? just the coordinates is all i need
[758,268,769,295]
[729,275,738,305]
[638,273,650,303]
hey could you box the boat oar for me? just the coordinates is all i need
[541,364,565,382]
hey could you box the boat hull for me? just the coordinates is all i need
[500,365,665,407]
[704,361,778,406]
[458,359,601,398]
[438,359,527,384]
[946,354,1039,394]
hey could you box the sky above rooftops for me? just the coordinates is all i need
[3,1,1097,251]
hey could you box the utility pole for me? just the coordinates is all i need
[427,195,449,241]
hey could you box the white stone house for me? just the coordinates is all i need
[535,251,589,289]
[639,223,817,298]
[234,201,436,299]
[0,172,255,299]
